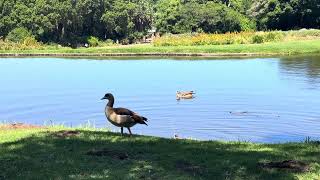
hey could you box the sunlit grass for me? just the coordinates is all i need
[1,30,320,56]
[0,40,320,55]
[153,30,320,46]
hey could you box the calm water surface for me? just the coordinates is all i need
[1,56,320,143]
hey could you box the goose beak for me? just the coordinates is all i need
[101,97,106,100]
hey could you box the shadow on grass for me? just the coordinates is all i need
[0,130,318,179]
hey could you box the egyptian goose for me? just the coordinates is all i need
[101,93,148,136]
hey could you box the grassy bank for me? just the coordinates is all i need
[0,40,320,56]
[0,127,319,179]
[1,29,320,56]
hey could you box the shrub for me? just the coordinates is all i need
[130,32,144,43]
[98,39,114,47]
[0,38,43,50]
[252,34,265,43]
[87,36,99,47]
[105,39,114,44]
[103,39,114,46]
[264,31,284,42]
[23,37,41,47]
[121,38,129,45]
[6,27,32,43]
[239,18,256,32]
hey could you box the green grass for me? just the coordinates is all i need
[1,40,320,55]
[1,128,319,179]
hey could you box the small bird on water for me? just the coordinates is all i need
[176,91,195,100]
[101,93,148,136]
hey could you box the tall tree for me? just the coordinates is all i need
[249,0,320,30]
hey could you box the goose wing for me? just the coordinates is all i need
[113,107,148,125]
[113,107,135,116]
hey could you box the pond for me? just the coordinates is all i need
[0,56,320,143]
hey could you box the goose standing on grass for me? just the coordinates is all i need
[101,93,148,136]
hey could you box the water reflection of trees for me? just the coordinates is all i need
[279,56,320,85]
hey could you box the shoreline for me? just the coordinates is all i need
[0,122,316,143]
[1,40,320,57]
[0,52,282,57]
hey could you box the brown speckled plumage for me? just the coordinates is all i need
[101,93,148,136]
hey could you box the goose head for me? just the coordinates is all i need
[101,93,115,107]
[101,93,113,100]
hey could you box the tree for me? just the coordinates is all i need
[101,0,153,42]
[155,1,255,33]
[0,0,318,45]
[155,0,181,33]
[249,0,320,30]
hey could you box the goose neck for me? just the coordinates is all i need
[106,96,114,107]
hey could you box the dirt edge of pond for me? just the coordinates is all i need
[0,123,43,130]
[52,130,81,138]
[0,52,281,58]
[258,160,311,172]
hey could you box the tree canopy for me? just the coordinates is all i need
[249,0,320,30]
[0,0,319,45]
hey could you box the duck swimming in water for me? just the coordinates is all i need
[176,91,195,100]
[101,93,148,136]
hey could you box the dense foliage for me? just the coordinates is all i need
[249,0,320,30]
[0,0,154,45]
[155,0,255,33]
[0,0,319,45]
[5,27,32,43]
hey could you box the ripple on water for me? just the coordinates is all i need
[1,57,320,143]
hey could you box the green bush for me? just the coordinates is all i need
[252,34,264,43]
[264,31,284,42]
[87,36,99,47]
[239,18,256,32]
[0,37,43,50]
[104,39,114,46]
[121,38,129,45]
[23,37,40,46]
[98,39,114,46]
[20,37,41,48]
[6,27,32,43]
[105,39,114,44]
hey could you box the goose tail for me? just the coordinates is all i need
[132,115,148,126]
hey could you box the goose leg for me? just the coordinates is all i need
[121,127,123,136]
[127,127,132,136]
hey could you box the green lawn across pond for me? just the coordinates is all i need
[1,40,320,56]
[0,127,319,179]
